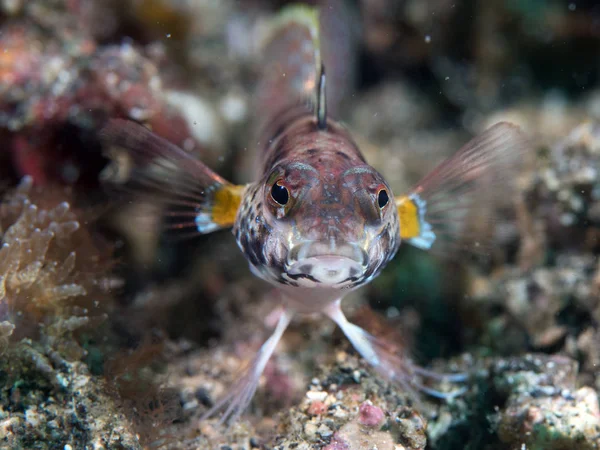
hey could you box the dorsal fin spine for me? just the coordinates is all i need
[317,65,327,130]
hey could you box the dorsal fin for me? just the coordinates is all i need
[317,65,327,130]
[256,5,322,132]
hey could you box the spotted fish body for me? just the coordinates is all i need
[101,3,529,425]
[236,118,400,302]
[235,6,400,310]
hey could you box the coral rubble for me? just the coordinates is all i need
[0,178,143,449]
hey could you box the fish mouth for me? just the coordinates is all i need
[285,241,368,287]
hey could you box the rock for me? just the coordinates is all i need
[492,355,600,450]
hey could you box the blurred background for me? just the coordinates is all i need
[0,1,598,449]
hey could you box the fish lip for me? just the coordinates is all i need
[285,241,368,287]
[288,240,368,266]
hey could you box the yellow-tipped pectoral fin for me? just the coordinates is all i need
[100,118,245,238]
[396,122,529,256]
[396,195,420,239]
[396,194,436,249]
[211,184,246,228]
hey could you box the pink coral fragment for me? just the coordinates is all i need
[307,400,327,416]
[358,400,385,427]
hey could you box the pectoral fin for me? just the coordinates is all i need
[100,119,246,237]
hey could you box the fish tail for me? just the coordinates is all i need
[100,119,245,238]
[256,4,321,129]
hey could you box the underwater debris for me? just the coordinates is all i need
[103,337,183,449]
[0,0,227,188]
[0,177,146,449]
[271,351,429,450]
[0,320,15,355]
[532,122,600,250]
[491,355,600,450]
[0,341,143,450]
[424,353,600,450]
[462,121,600,359]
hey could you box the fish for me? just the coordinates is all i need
[100,3,529,425]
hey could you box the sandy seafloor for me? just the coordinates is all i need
[0,1,598,449]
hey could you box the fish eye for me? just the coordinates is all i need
[271,181,290,205]
[377,189,389,208]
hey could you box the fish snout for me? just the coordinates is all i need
[286,241,367,287]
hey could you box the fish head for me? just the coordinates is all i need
[247,157,400,289]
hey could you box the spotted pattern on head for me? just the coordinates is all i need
[233,112,401,291]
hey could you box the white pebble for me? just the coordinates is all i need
[306,390,328,402]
